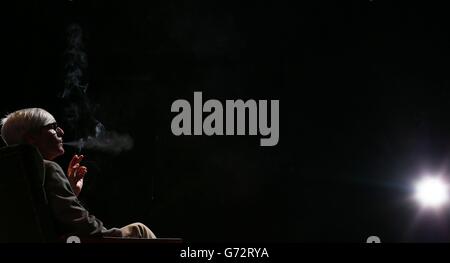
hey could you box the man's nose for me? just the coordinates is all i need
[56,127,64,136]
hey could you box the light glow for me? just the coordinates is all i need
[414,176,449,208]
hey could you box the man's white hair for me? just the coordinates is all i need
[0,108,56,145]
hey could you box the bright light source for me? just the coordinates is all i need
[414,177,449,208]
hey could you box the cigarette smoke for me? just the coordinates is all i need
[61,23,133,154]
[63,24,88,98]
[64,123,134,154]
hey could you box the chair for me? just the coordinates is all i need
[0,144,56,242]
[0,144,182,244]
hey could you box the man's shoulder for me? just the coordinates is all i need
[44,160,63,170]
[43,160,65,177]
[43,160,72,191]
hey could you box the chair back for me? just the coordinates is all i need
[0,144,56,242]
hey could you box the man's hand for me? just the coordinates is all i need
[67,154,88,197]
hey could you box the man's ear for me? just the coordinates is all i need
[23,132,37,144]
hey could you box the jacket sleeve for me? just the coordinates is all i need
[44,160,122,237]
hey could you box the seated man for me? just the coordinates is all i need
[0,108,156,239]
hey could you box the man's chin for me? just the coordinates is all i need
[56,146,65,157]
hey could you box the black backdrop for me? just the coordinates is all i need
[3,1,450,242]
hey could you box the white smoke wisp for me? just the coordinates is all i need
[64,131,134,155]
[63,23,88,98]
[61,24,133,155]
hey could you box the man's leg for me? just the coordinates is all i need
[120,222,156,239]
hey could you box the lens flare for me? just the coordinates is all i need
[414,176,449,208]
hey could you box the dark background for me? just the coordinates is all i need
[2,1,450,242]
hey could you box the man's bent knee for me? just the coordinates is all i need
[120,222,156,239]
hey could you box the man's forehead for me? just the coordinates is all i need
[43,116,57,126]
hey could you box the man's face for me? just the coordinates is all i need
[31,122,65,160]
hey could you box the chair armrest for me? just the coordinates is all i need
[62,235,183,244]
[81,237,183,244]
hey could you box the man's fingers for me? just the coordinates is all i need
[77,166,87,174]
[68,155,86,181]
[69,155,78,168]
[69,164,80,177]
[70,154,84,167]
[75,166,87,181]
